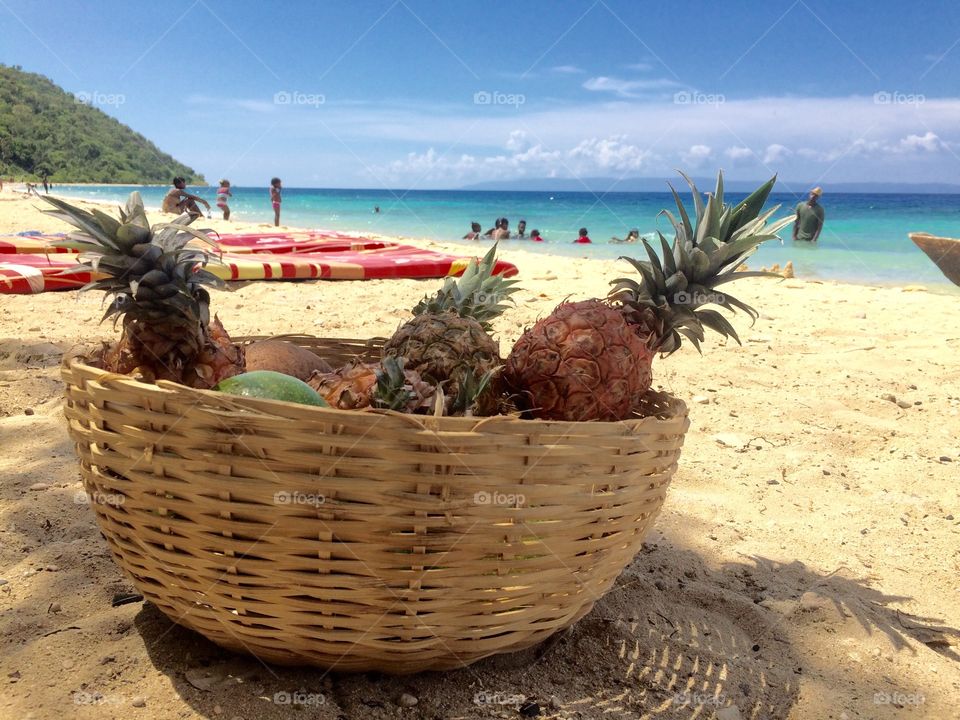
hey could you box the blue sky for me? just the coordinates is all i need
[3,0,960,188]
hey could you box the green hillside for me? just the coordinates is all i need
[0,64,203,184]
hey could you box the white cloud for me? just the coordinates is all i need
[374,134,650,183]
[724,146,754,162]
[681,144,713,167]
[505,130,529,152]
[552,65,584,74]
[582,75,682,98]
[763,143,792,164]
[898,131,943,152]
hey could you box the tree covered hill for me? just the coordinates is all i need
[0,64,203,184]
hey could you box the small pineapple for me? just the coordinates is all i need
[309,360,378,409]
[42,192,242,388]
[370,356,435,412]
[503,171,792,421]
[382,244,519,410]
[309,357,435,413]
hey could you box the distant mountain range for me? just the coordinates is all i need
[459,177,960,194]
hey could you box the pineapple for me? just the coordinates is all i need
[42,192,243,388]
[381,244,519,409]
[311,357,435,412]
[503,171,792,421]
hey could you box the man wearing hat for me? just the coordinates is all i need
[793,187,825,243]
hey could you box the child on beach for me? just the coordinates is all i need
[574,227,592,244]
[270,177,282,226]
[530,229,544,242]
[216,179,232,220]
[463,222,482,240]
[162,177,210,218]
[517,220,527,238]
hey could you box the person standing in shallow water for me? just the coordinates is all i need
[793,187,825,243]
[270,177,282,226]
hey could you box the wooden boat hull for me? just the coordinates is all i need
[909,232,960,286]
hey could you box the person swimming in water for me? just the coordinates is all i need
[463,221,482,240]
[573,227,592,244]
[611,229,640,243]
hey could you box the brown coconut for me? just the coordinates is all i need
[244,340,333,381]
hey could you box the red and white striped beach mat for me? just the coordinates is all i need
[0,232,517,294]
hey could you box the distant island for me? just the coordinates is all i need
[460,177,960,194]
[0,64,202,184]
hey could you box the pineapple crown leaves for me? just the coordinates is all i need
[609,172,794,356]
[371,356,434,412]
[412,243,520,331]
[39,192,227,326]
[449,368,498,417]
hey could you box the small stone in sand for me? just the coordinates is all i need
[398,693,418,707]
[24,408,34,416]
[692,395,710,405]
[131,697,146,708]
[881,393,897,403]
[939,456,952,463]
[0,579,7,586]
[28,483,50,491]
[48,602,61,614]
[519,701,541,717]
[896,399,912,409]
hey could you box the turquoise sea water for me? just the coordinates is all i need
[51,184,960,289]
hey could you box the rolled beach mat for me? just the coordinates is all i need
[909,232,960,287]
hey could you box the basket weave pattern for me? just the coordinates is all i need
[62,337,689,672]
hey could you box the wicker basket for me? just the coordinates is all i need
[62,336,689,673]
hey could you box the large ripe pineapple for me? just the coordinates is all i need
[382,244,519,409]
[503,171,791,421]
[42,192,243,388]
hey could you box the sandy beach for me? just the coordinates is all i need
[1,190,958,719]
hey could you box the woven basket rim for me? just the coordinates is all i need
[62,336,688,430]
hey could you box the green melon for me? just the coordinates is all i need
[214,371,329,407]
